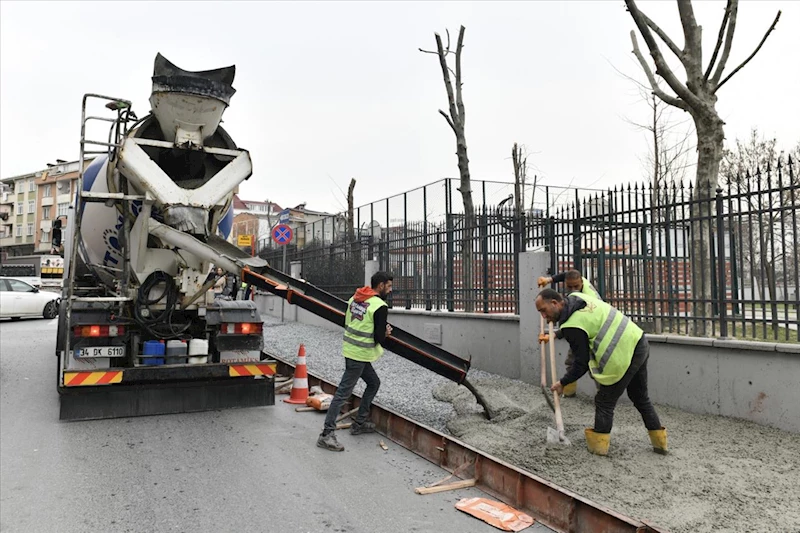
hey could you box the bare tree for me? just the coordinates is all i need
[512,143,526,219]
[720,131,799,334]
[346,178,356,242]
[624,88,695,210]
[421,26,476,311]
[626,0,781,333]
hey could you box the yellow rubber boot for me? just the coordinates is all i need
[562,382,577,398]
[648,427,668,455]
[584,428,610,456]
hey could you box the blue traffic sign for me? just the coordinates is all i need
[278,208,290,224]
[271,223,293,245]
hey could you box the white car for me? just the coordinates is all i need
[0,276,60,320]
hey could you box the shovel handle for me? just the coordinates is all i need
[549,322,565,434]
[540,315,548,389]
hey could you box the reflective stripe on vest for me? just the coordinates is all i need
[561,293,642,386]
[342,295,386,362]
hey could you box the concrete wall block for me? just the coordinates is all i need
[386,311,520,378]
[647,343,722,415]
[713,339,778,352]
[518,251,550,384]
[776,343,800,354]
[716,351,800,432]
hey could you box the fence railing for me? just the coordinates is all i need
[257,160,798,341]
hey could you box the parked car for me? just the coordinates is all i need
[0,276,60,320]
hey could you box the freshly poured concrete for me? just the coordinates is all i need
[434,375,800,533]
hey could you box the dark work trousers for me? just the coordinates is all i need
[594,337,661,434]
[322,358,381,435]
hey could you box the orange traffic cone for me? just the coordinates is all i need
[284,344,309,404]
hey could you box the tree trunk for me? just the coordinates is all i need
[347,178,358,256]
[457,129,475,312]
[690,112,724,335]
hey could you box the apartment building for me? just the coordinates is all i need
[0,159,88,261]
[34,160,83,254]
[0,169,45,258]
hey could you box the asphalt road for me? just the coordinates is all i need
[0,318,553,533]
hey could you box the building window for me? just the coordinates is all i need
[16,225,22,237]
[27,223,34,236]
[41,230,50,243]
[28,180,35,192]
[15,181,23,193]
[57,203,69,217]
[28,200,35,213]
[16,202,23,214]
[43,184,52,197]
[42,206,51,220]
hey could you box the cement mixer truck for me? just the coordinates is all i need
[57,53,488,422]
[56,54,278,421]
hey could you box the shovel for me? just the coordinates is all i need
[546,321,571,446]
[539,315,555,413]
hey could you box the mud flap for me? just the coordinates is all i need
[59,377,274,421]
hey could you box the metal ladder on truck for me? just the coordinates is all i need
[59,94,144,385]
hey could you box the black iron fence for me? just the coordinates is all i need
[258,160,798,341]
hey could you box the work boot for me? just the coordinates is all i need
[562,382,577,398]
[585,428,610,456]
[648,427,668,455]
[350,421,377,435]
[317,432,344,452]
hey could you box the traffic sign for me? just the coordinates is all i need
[271,224,293,245]
[278,208,290,224]
[237,234,253,247]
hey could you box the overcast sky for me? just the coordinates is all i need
[2,1,798,214]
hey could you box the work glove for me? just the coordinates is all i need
[537,276,552,288]
[537,333,549,344]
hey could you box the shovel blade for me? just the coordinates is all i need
[546,426,571,446]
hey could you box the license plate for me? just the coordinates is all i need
[71,346,126,358]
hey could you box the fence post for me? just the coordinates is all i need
[573,189,582,269]
[715,188,728,338]
[481,206,489,313]
[547,216,556,276]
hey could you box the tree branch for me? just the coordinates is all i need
[455,25,466,127]
[704,0,733,81]
[625,0,704,110]
[434,32,460,128]
[711,0,739,85]
[641,12,683,59]
[677,0,702,68]
[630,31,688,111]
[439,109,457,134]
[715,10,781,92]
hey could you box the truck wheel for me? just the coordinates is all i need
[44,300,59,319]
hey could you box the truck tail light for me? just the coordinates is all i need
[224,322,263,335]
[73,325,125,337]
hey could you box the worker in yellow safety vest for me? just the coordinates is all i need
[536,288,667,456]
[317,271,394,452]
[538,269,602,398]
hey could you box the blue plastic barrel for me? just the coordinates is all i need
[142,340,165,366]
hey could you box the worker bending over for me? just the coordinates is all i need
[538,269,601,397]
[317,272,394,452]
[536,288,667,456]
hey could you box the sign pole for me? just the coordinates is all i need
[271,222,294,324]
[281,244,287,323]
